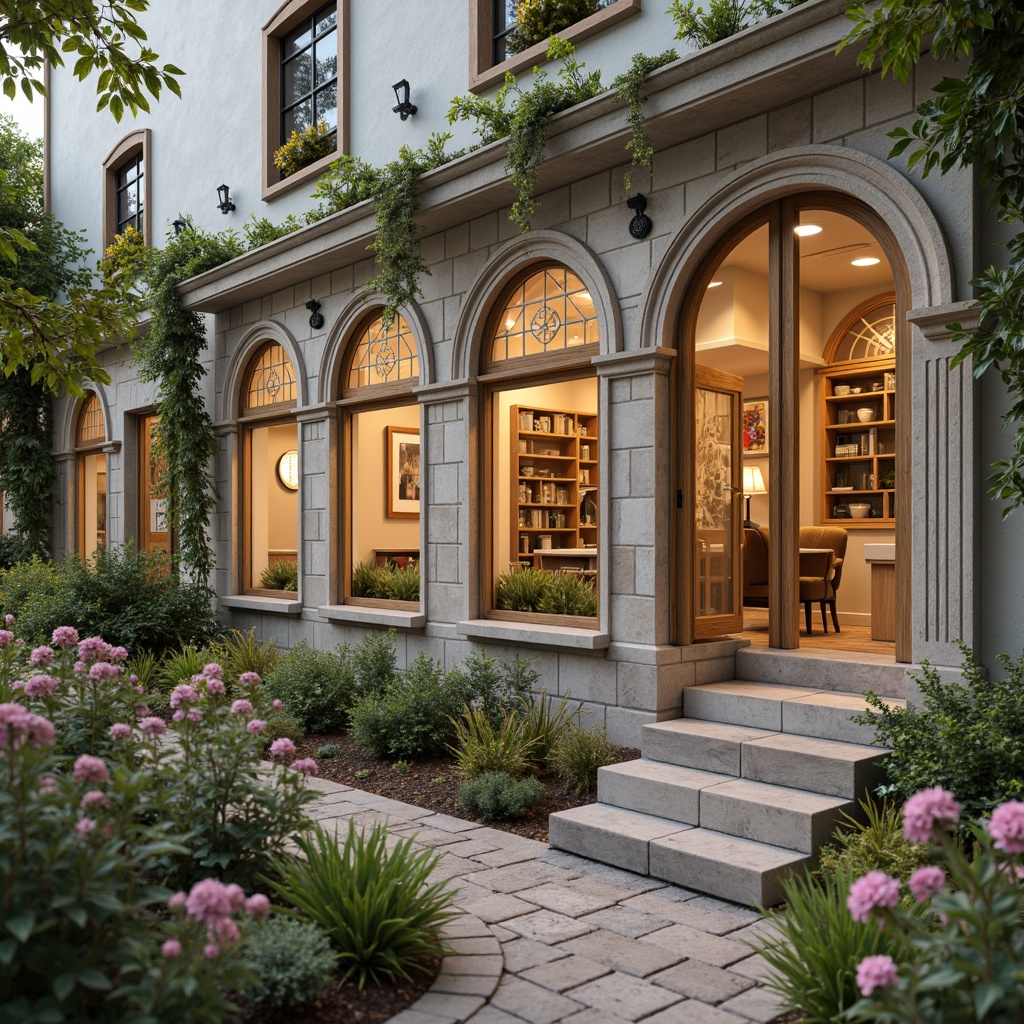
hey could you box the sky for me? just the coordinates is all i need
[5,85,45,140]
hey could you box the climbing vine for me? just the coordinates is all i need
[448,37,603,231]
[129,227,244,586]
[611,49,679,192]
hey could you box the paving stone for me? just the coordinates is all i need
[385,1009,454,1024]
[642,895,761,936]
[440,954,504,975]
[520,955,613,992]
[566,971,682,1021]
[558,1011,628,1024]
[559,929,685,978]
[501,909,597,944]
[446,937,501,955]
[473,846,544,868]
[617,889,702,923]
[648,960,754,1003]
[450,880,496,905]
[726,919,783,946]
[412,829,498,851]
[441,915,494,939]
[639,925,749,968]
[641,1002,746,1024]
[430,853,491,882]
[501,938,570,973]
[445,838,509,859]
[489,976,586,1024]
[515,880,630,918]
[432,972,500,996]
[462,1008,524,1024]
[459,893,539,924]
[727,955,772,982]
[471,862,583,893]
[421,812,487,833]
[490,924,518,942]
[576,905,672,939]
[413,992,486,1019]
[717,987,786,1022]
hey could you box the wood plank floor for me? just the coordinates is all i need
[731,609,896,658]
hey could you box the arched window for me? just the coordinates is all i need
[339,312,420,605]
[75,393,107,559]
[483,264,600,622]
[241,343,299,593]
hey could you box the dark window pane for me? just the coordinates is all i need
[315,7,337,34]
[314,84,337,131]
[283,24,311,58]
[315,30,336,85]
[283,98,312,137]
[283,52,313,106]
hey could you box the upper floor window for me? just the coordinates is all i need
[263,0,348,199]
[102,130,151,247]
[470,0,640,91]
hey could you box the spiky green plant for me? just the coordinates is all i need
[495,566,549,611]
[519,689,577,762]
[449,705,538,779]
[539,570,597,616]
[259,560,298,592]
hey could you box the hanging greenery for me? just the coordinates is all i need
[448,37,603,232]
[668,0,805,48]
[130,226,244,586]
[611,49,679,192]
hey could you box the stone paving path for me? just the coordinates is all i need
[305,776,788,1024]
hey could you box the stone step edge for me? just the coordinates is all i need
[685,679,907,713]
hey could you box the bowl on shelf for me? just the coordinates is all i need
[849,503,872,519]
[834,384,851,396]
[856,407,875,423]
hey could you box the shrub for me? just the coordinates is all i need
[238,917,336,1010]
[460,771,546,821]
[0,555,65,642]
[549,721,616,796]
[857,643,1024,836]
[273,120,336,178]
[668,0,801,49]
[264,641,356,733]
[351,628,398,698]
[450,706,538,779]
[316,743,343,759]
[507,0,598,54]
[843,789,1024,1020]
[205,628,280,684]
[819,798,929,896]
[519,690,576,762]
[496,566,550,612]
[258,560,299,592]
[754,868,901,1023]
[150,644,207,715]
[539,571,597,616]
[264,822,457,989]
[349,654,475,760]
[461,649,536,725]
[351,560,420,601]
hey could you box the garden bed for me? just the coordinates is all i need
[295,730,640,843]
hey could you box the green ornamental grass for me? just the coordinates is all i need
[449,705,538,779]
[264,822,457,989]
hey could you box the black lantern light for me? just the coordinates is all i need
[626,193,652,239]
[216,184,236,214]
[172,216,187,236]
[305,299,325,329]
[391,80,417,120]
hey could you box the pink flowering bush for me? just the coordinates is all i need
[847,788,1024,1021]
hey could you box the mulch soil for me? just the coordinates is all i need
[230,730,639,1021]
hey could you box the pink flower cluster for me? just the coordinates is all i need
[28,646,54,668]
[0,630,14,648]
[139,716,168,737]
[988,800,1024,854]
[230,699,253,716]
[77,636,120,664]
[109,722,133,740]
[902,786,961,842]
[290,758,318,776]
[238,672,261,686]
[169,684,199,710]
[907,865,946,903]
[856,954,898,997]
[269,737,294,759]
[73,754,110,784]
[246,719,267,735]
[51,626,80,649]
[166,879,271,959]
[0,704,55,750]
[847,870,901,923]
[22,675,59,697]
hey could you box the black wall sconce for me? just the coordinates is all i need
[216,183,236,215]
[392,79,417,120]
[172,216,187,236]
[305,299,325,329]
[626,193,652,239]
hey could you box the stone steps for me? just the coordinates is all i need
[549,678,894,907]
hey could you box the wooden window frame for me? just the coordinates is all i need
[262,0,350,201]
[468,0,641,92]
[74,394,108,559]
[102,130,151,248]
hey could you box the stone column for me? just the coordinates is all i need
[907,300,981,666]
[296,404,334,609]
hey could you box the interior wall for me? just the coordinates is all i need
[81,453,106,558]
[350,404,420,565]
[249,422,298,584]
[493,378,598,576]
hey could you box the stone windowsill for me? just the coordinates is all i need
[457,618,609,650]
[219,595,303,616]
[318,605,426,629]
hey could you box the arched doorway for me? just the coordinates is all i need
[679,194,910,659]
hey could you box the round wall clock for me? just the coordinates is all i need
[276,449,299,490]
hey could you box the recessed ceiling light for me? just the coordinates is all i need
[851,257,881,267]
[706,280,723,288]
[795,224,822,236]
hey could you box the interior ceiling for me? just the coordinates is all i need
[697,210,896,379]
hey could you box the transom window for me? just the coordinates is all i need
[75,393,107,560]
[76,393,106,445]
[115,155,144,237]
[281,3,338,143]
[243,343,297,410]
[345,313,418,392]
[827,296,896,362]
[488,266,598,366]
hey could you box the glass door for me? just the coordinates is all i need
[139,415,171,557]
[693,365,744,638]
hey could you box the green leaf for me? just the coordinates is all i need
[0,938,17,965]
[76,968,112,992]
[52,974,76,1002]
[5,911,36,943]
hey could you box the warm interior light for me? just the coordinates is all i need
[743,465,767,494]
[579,291,592,301]
[851,256,881,267]
[706,280,723,288]
[795,224,822,236]
[505,318,516,329]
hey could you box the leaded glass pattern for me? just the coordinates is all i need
[346,314,419,391]
[488,267,598,364]
[76,393,106,445]
[832,302,896,362]
[243,344,297,410]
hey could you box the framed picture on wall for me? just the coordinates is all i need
[743,399,768,455]
[387,426,420,519]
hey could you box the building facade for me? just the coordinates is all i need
[42,0,1022,746]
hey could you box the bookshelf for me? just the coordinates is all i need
[511,405,598,564]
